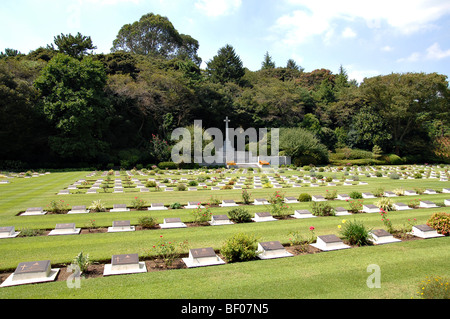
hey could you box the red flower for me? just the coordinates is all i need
[309,226,315,231]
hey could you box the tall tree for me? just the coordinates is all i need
[53,32,96,59]
[360,72,449,155]
[206,44,245,85]
[261,51,275,70]
[111,13,201,64]
[34,54,109,161]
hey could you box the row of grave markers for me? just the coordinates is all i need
[5,191,450,238]
[1,222,444,288]
[18,187,450,218]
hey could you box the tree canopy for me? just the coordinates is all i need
[1,12,449,169]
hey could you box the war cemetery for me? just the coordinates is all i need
[1,7,450,302]
[0,161,449,298]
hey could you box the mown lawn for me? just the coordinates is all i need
[0,168,449,299]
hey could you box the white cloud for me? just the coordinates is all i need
[195,0,242,17]
[397,52,421,63]
[345,65,380,83]
[381,45,393,52]
[342,27,356,38]
[273,0,450,46]
[426,42,450,60]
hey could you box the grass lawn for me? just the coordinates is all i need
[0,167,449,299]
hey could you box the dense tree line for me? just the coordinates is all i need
[1,13,449,169]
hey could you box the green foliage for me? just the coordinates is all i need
[310,202,335,216]
[206,44,245,85]
[227,207,252,223]
[47,200,69,214]
[53,32,96,59]
[34,53,109,160]
[158,162,178,170]
[241,189,252,205]
[112,13,200,64]
[88,200,107,212]
[138,216,158,229]
[220,233,259,263]
[150,235,188,267]
[298,193,312,202]
[339,219,373,246]
[191,204,212,224]
[415,276,450,299]
[279,127,329,164]
[131,196,147,210]
[349,191,362,199]
[268,191,290,217]
[71,251,91,273]
[427,212,450,236]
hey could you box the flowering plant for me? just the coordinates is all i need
[151,235,188,267]
[131,196,147,210]
[288,226,316,253]
[268,191,289,217]
[191,203,212,224]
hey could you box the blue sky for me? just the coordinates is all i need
[1,0,450,83]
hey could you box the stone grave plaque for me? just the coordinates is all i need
[371,229,391,238]
[0,226,20,238]
[259,241,284,251]
[191,247,216,259]
[291,209,316,219]
[210,215,233,226]
[111,254,139,266]
[49,223,80,236]
[113,220,131,227]
[12,260,52,282]
[319,234,342,244]
[22,207,45,216]
[411,224,444,239]
[363,204,380,213]
[165,218,182,223]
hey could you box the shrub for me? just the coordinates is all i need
[131,196,147,210]
[176,183,186,191]
[427,212,450,236]
[324,189,337,200]
[393,188,404,196]
[415,275,450,299]
[18,228,44,237]
[241,189,252,205]
[191,204,212,224]
[71,251,91,273]
[298,193,312,202]
[349,191,362,199]
[47,200,69,214]
[339,219,373,246]
[379,210,394,233]
[288,226,316,253]
[88,200,107,213]
[220,233,260,263]
[389,172,400,179]
[373,187,385,197]
[138,216,158,229]
[157,162,178,170]
[348,199,364,213]
[375,197,394,211]
[268,191,290,217]
[228,208,252,223]
[150,235,188,267]
[145,180,157,188]
[188,180,198,186]
[170,202,182,209]
[310,202,335,216]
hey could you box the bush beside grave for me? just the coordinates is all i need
[427,212,450,236]
[339,220,373,246]
[227,208,252,223]
[220,233,260,263]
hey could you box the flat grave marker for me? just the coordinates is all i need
[410,224,444,239]
[0,226,20,239]
[48,223,81,236]
[103,253,146,276]
[369,229,401,245]
[1,260,60,287]
[160,218,187,229]
[252,212,277,222]
[257,241,293,260]
[311,234,351,251]
[182,247,225,268]
[108,220,135,233]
